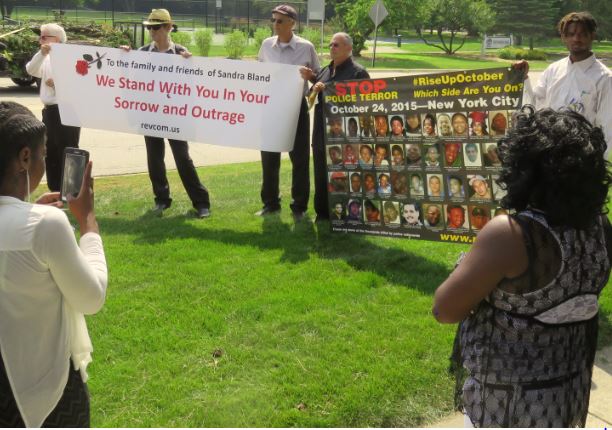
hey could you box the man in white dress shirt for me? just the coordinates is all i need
[521,12,612,157]
[26,23,81,191]
[255,4,320,220]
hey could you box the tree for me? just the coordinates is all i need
[328,0,428,57]
[417,0,495,54]
[557,0,612,40]
[330,0,375,56]
[490,0,559,49]
[380,0,432,35]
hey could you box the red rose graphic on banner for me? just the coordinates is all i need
[75,60,89,75]
[75,52,106,76]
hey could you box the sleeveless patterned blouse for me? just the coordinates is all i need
[451,209,610,427]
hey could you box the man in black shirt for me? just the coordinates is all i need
[300,33,370,222]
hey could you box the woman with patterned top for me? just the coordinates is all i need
[433,107,611,427]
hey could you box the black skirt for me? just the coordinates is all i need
[0,353,90,428]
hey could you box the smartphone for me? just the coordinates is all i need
[60,148,89,203]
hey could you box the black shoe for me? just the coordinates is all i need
[152,202,170,216]
[255,207,281,216]
[196,207,210,219]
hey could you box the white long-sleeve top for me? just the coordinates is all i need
[0,196,107,427]
[25,50,57,105]
[523,54,612,157]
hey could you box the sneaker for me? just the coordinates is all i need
[255,206,281,216]
[196,207,210,218]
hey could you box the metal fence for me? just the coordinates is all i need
[8,0,309,35]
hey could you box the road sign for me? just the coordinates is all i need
[308,0,325,21]
[369,0,388,27]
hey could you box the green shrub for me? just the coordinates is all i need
[194,28,214,56]
[299,27,321,51]
[253,26,271,50]
[171,31,192,48]
[224,29,247,59]
[498,46,547,61]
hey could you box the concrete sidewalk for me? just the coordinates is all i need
[431,345,612,427]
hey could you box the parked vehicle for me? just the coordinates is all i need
[0,26,40,86]
[0,21,132,87]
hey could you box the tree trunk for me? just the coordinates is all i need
[352,34,367,57]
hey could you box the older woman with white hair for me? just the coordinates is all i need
[26,23,81,192]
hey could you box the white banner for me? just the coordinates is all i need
[50,44,304,152]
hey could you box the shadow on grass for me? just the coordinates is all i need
[98,213,449,295]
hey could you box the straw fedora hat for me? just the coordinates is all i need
[143,9,173,25]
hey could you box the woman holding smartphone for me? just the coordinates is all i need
[0,101,107,427]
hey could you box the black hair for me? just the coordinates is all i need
[423,113,436,127]
[360,144,373,155]
[497,106,610,229]
[470,120,488,135]
[447,204,465,215]
[0,101,46,184]
[451,112,467,122]
[364,199,379,212]
[558,11,597,36]
[374,143,388,153]
[390,115,403,125]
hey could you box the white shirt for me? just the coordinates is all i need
[0,196,107,427]
[25,49,57,105]
[258,34,320,95]
[524,54,612,156]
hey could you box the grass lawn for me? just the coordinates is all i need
[355,52,550,71]
[60,160,612,427]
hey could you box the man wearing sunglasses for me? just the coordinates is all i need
[256,4,320,221]
[122,9,211,218]
[300,33,369,222]
[26,23,81,192]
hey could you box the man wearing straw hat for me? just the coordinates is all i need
[256,4,320,221]
[124,9,211,218]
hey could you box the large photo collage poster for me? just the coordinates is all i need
[322,67,525,243]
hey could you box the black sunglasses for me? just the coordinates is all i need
[270,18,285,24]
[146,24,163,30]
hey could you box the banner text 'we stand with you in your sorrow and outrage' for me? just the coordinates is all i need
[52,44,304,152]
